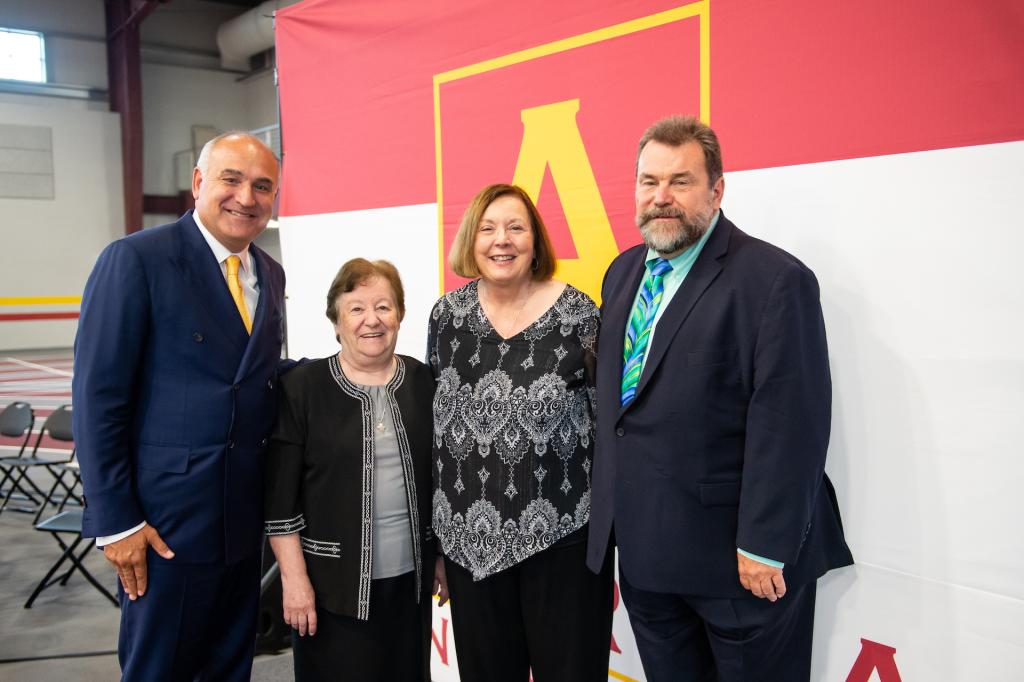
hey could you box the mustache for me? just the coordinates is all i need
[638,207,687,226]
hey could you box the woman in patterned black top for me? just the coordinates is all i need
[428,184,614,682]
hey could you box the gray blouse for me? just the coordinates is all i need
[361,383,415,579]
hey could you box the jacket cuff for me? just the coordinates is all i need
[265,514,306,535]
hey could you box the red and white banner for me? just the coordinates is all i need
[275,1,1024,679]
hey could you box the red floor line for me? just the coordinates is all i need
[0,312,80,321]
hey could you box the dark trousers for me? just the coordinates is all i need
[444,537,614,682]
[291,571,429,682]
[618,563,817,682]
[117,552,261,682]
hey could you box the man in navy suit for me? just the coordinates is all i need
[73,132,285,681]
[586,116,852,681]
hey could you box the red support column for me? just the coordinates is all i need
[105,0,164,234]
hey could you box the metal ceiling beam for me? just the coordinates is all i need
[108,0,166,42]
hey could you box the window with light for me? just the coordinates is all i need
[0,28,46,83]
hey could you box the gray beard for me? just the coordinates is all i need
[636,206,712,255]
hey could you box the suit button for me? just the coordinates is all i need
[260,437,267,447]
[267,379,274,389]
[233,384,240,391]
[192,332,204,342]
[228,440,235,449]
[615,427,625,437]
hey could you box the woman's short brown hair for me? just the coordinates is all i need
[325,258,406,323]
[447,184,557,281]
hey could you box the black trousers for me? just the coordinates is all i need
[619,563,817,682]
[291,571,430,682]
[444,536,614,682]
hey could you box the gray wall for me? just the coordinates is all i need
[0,0,280,350]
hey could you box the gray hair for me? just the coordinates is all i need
[195,131,280,175]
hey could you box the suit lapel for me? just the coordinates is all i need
[173,213,249,357]
[631,215,734,402]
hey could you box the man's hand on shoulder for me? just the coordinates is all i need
[103,525,174,600]
[737,551,786,602]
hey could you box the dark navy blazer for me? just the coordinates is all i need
[586,212,852,597]
[73,211,286,565]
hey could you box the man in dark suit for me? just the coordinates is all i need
[586,116,853,681]
[72,132,286,681]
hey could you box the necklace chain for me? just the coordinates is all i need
[481,280,532,337]
[371,385,387,434]
[337,353,393,435]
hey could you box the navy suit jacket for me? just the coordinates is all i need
[73,211,286,565]
[586,213,852,597]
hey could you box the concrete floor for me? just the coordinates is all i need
[0,494,294,681]
[0,347,296,680]
[0,506,123,681]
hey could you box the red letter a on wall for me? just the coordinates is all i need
[846,638,903,682]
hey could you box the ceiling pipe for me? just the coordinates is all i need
[216,0,302,71]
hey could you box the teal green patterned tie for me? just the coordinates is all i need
[621,258,673,406]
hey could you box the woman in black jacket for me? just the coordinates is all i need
[264,258,440,681]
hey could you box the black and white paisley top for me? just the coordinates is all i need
[428,280,599,580]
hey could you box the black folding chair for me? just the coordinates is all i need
[24,509,118,608]
[34,456,83,524]
[23,405,83,523]
[0,401,37,512]
[0,404,77,518]
[0,401,34,448]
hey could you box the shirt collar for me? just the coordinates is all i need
[645,209,720,268]
[191,210,252,273]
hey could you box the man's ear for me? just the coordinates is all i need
[192,167,203,201]
[712,175,725,210]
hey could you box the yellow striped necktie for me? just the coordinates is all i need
[225,255,252,334]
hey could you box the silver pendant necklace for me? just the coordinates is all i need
[337,353,393,434]
[372,385,387,434]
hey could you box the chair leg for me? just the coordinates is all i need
[55,472,83,514]
[0,464,18,515]
[33,473,64,525]
[24,533,118,608]
[53,534,78,586]
[0,464,13,497]
[0,467,44,514]
[31,467,79,524]
[64,544,119,606]
[50,466,83,507]
[16,465,50,501]
[24,534,84,608]
[0,470,19,517]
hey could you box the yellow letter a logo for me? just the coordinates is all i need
[512,99,618,303]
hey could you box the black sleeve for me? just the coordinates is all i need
[264,371,309,536]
